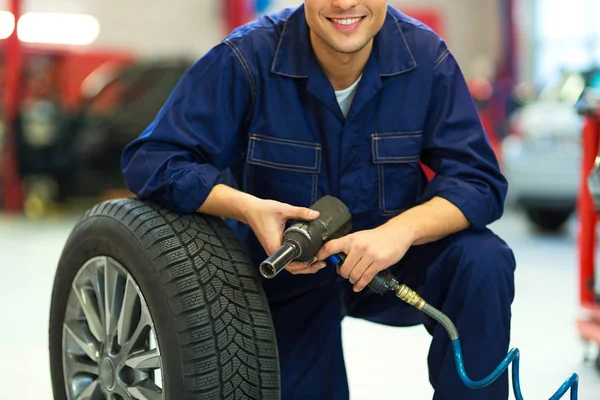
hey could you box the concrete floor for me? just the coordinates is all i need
[0,207,599,399]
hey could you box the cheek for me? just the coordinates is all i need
[371,10,387,32]
[367,1,388,19]
[305,6,325,30]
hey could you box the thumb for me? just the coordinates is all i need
[283,205,320,221]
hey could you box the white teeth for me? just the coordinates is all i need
[332,17,361,26]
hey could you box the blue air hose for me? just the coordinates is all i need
[451,340,579,399]
[326,255,580,399]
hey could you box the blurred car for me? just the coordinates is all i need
[501,68,600,232]
[64,58,193,197]
[15,57,193,210]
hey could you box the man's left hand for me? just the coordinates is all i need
[316,223,415,292]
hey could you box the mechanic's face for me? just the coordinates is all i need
[305,0,387,55]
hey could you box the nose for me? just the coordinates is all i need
[331,0,360,11]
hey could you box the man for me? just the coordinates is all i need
[121,1,516,399]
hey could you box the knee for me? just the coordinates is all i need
[446,229,516,290]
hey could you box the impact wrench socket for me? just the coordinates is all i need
[259,195,399,295]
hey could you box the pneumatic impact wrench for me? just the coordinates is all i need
[259,195,398,294]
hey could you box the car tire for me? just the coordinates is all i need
[524,207,573,232]
[48,198,280,399]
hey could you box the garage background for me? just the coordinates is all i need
[1,0,600,399]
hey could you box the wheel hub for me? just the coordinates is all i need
[99,359,116,390]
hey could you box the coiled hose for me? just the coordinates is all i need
[420,301,580,400]
[328,256,581,400]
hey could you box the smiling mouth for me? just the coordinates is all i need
[326,16,366,30]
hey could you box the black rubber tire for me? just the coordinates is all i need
[524,207,573,233]
[48,197,280,399]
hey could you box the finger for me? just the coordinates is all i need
[285,258,317,273]
[348,257,373,285]
[339,252,360,279]
[337,238,366,278]
[353,264,383,292]
[293,262,327,275]
[317,236,351,261]
[288,261,327,275]
[283,205,320,221]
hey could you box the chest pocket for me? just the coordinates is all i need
[372,131,423,216]
[246,134,321,207]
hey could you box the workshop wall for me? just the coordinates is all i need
[399,0,503,78]
[87,0,224,58]
[16,0,225,57]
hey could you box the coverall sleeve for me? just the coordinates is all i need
[418,49,508,230]
[121,42,253,214]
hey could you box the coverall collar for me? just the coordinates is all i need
[270,4,418,79]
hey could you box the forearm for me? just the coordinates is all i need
[196,184,259,225]
[122,43,254,215]
[385,196,470,246]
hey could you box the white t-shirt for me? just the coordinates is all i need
[335,75,362,118]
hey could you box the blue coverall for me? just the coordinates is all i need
[121,5,516,399]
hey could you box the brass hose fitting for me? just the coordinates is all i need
[392,283,426,310]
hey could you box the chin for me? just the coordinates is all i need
[329,39,371,55]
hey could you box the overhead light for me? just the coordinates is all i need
[0,11,15,39]
[17,12,100,45]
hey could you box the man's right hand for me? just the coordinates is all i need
[198,184,327,275]
[243,198,328,274]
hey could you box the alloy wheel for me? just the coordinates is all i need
[61,256,163,400]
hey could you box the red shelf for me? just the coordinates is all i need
[577,114,600,345]
[578,319,600,344]
[581,304,600,322]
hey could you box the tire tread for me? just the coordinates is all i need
[99,199,278,399]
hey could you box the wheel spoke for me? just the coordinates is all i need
[74,379,101,400]
[113,382,134,399]
[92,259,106,334]
[125,348,161,370]
[122,312,150,356]
[65,355,99,376]
[127,380,162,400]
[64,320,101,362]
[104,257,123,339]
[73,283,104,343]
[117,277,138,346]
